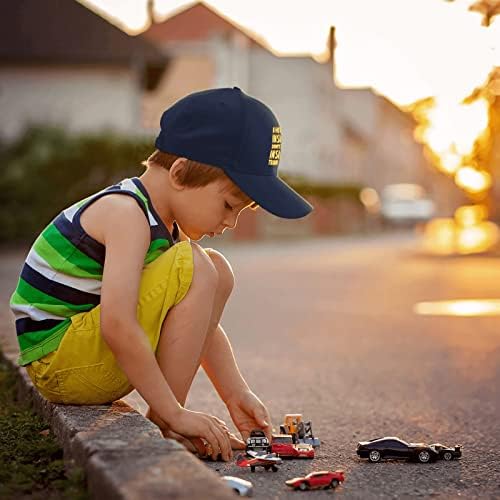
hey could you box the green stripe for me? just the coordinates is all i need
[17,320,71,366]
[144,239,170,264]
[17,319,71,352]
[148,238,170,254]
[133,186,148,209]
[12,279,94,316]
[34,231,100,280]
[39,225,102,277]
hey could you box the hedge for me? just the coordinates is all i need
[0,127,362,244]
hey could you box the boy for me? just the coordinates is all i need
[10,87,313,461]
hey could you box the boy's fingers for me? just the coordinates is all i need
[213,425,232,461]
[212,416,228,427]
[229,432,246,450]
[205,430,220,460]
[190,437,208,456]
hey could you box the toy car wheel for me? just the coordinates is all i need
[330,479,339,488]
[272,465,278,472]
[369,450,382,462]
[264,465,270,471]
[250,466,255,472]
[418,450,431,463]
[443,452,453,461]
[299,482,309,491]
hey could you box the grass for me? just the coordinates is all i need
[0,356,88,499]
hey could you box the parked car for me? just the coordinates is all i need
[221,476,253,496]
[357,436,439,463]
[431,443,462,461]
[245,430,271,454]
[380,183,435,225]
[236,451,282,472]
[271,435,315,458]
[285,470,345,490]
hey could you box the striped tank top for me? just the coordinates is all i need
[10,177,179,366]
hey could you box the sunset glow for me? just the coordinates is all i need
[414,299,500,316]
[80,0,500,107]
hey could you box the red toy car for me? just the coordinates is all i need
[285,470,345,490]
[236,451,282,472]
[272,435,315,458]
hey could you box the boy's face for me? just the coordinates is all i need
[175,178,254,241]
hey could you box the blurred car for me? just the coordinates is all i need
[380,183,435,225]
[271,435,315,458]
[285,470,345,490]
[221,476,253,496]
[431,443,462,460]
[356,436,439,463]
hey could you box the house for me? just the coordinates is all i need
[141,1,460,233]
[336,88,462,215]
[0,0,167,141]
[141,2,341,182]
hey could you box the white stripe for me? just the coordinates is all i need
[27,248,102,295]
[122,179,159,226]
[11,304,66,322]
[63,200,83,222]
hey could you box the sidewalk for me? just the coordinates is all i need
[0,248,234,499]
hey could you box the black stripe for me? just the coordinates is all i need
[21,264,100,306]
[131,178,176,245]
[151,224,171,241]
[53,213,105,265]
[15,317,64,336]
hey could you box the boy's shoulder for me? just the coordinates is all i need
[80,193,149,246]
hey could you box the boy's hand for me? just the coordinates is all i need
[225,390,272,442]
[169,408,233,461]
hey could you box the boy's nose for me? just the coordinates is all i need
[223,214,238,230]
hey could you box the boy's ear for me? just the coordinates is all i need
[169,158,188,191]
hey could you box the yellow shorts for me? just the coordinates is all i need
[25,241,193,405]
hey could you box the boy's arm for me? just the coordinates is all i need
[91,195,231,459]
[201,325,249,401]
[201,325,272,441]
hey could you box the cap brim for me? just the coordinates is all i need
[223,170,313,219]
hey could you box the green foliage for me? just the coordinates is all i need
[0,357,88,499]
[0,126,362,244]
[0,126,153,244]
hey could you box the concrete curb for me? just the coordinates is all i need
[1,350,235,499]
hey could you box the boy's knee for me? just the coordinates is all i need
[205,249,234,297]
[191,242,218,289]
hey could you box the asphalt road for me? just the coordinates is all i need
[2,232,499,498]
[189,233,500,499]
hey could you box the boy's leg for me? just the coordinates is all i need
[155,243,218,406]
[147,247,235,448]
[200,249,235,360]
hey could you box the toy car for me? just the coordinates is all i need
[246,429,271,454]
[279,414,320,448]
[431,443,462,461]
[285,470,345,490]
[271,435,315,458]
[221,476,254,496]
[236,451,282,472]
[357,436,440,463]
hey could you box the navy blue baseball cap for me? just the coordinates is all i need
[155,87,313,219]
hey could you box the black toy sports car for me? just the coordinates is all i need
[431,443,462,460]
[357,437,442,463]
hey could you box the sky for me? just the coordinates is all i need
[81,0,500,107]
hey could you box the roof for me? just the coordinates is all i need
[143,1,269,52]
[0,0,165,65]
